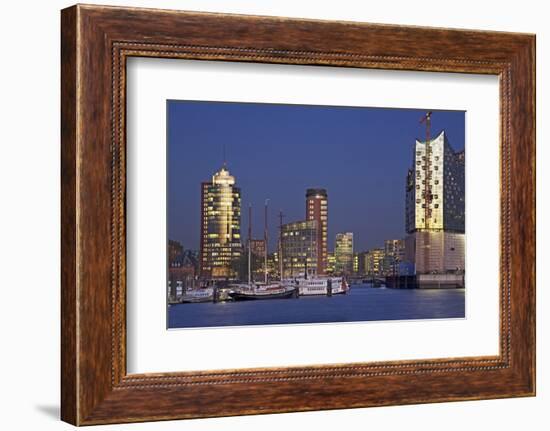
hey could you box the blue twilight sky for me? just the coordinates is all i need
[167,101,465,253]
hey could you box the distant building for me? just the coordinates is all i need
[385,239,405,260]
[168,240,183,265]
[199,165,242,279]
[281,220,318,278]
[353,253,359,274]
[306,189,328,275]
[266,252,279,278]
[405,130,465,274]
[383,239,405,275]
[365,248,385,276]
[250,238,267,280]
[335,232,354,275]
[356,251,369,275]
[250,239,266,258]
[168,249,199,299]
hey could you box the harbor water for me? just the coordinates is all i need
[168,283,465,329]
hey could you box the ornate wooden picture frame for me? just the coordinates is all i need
[61,4,535,425]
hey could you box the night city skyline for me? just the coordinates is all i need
[167,100,465,253]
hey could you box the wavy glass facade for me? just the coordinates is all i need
[405,131,465,274]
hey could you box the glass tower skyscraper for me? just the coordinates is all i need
[199,165,242,279]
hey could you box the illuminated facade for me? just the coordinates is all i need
[365,248,385,276]
[326,252,336,274]
[266,252,279,278]
[199,165,242,279]
[281,220,318,278]
[383,239,405,275]
[306,189,328,275]
[405,131,465,274]
[250,238,267,280]
[334,232,354,275]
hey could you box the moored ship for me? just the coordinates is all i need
[289,253,350,296]
[179,288,214,303]
[229,283,296,300]
[229,202,297,301]
[294,276,349,296]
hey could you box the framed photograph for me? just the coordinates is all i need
[61,4,535,425]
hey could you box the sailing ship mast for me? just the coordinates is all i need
[278,211,284,281]
[248,204,252,285]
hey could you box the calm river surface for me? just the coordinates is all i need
[168,284,465,329]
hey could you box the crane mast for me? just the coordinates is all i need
[420,111,433,273]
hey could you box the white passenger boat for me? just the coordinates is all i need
[179,288,214,303]
[294,277,349,296]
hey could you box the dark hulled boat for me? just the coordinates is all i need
[229,202,297,301]
[229,284,296,301]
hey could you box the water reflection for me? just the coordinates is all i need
[168,284,465,329]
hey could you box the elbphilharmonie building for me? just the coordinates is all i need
[404,130,465,275]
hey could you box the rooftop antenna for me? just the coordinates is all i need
[222,143,227,168]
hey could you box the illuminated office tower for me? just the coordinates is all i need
[365,248,385,276]
[306,188,328,275]
[405,130,465,274]
[199,165,242,279]
[280,220,318,278]
[334,232,354,275]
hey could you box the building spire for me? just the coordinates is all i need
[222,143,227,169]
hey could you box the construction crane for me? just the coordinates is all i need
[419,111,433,274]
